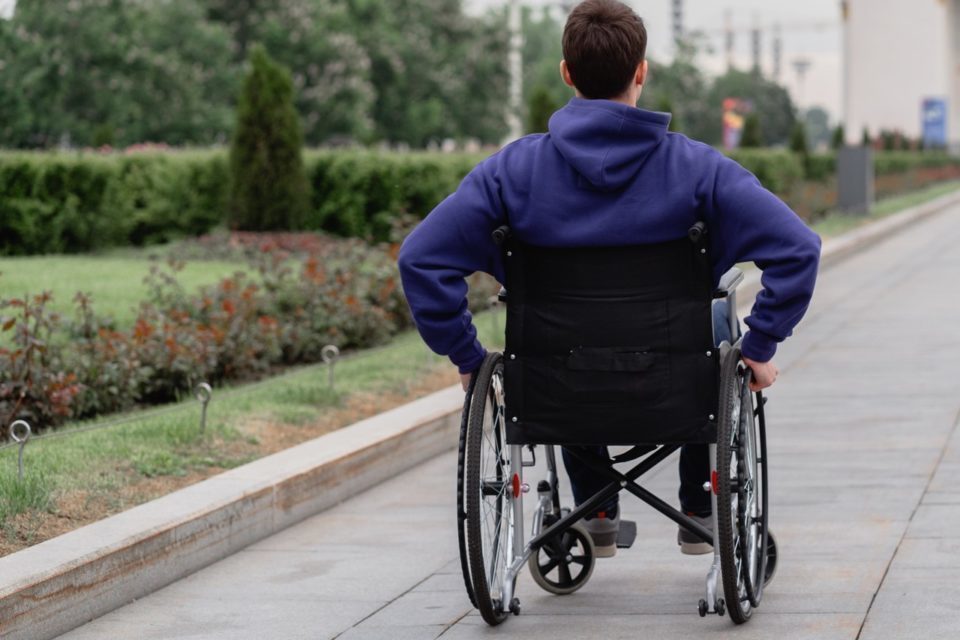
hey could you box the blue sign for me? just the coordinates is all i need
[922,98,947,148]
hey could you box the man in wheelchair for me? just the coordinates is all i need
[398,0,820,626]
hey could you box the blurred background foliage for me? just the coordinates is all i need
[0,0,808,149]
[0,0,509,148]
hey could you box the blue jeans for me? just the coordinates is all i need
[562,299,740,517]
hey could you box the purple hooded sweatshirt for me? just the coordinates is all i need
[398,97,821,373]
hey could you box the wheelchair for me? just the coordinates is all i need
[456,223,778,626]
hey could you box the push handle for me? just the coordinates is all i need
[687,221,707,244]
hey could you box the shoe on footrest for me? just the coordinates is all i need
[678,513,713,555]
[584,508,620,558]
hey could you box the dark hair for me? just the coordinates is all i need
[562,0,647,99]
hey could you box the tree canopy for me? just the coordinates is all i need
[0,1,800,150]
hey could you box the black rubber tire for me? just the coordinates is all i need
[456,371,479,609]
[716,346,753,624]
[764,530,779,587]
[528,521,595,595]
[742,388,770,607]
[464,353,512,626]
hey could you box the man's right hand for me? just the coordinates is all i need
[742,357,778,392]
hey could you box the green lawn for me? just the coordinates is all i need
[0,251,245,328]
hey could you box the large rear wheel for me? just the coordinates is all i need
[716,347,769,624]
[463,353,515,626]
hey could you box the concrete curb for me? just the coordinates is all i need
[1,187,958,640]
[0,386,466,640]
[736,188,960,307]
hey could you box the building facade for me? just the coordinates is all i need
[843,0,958,147]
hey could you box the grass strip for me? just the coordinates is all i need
[0,308,504,543]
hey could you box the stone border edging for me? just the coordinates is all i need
[1,186,959,640]
[0,386,465,640]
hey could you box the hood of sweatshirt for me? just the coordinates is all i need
[548,97,671,192]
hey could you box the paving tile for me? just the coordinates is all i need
[59,205,960,640]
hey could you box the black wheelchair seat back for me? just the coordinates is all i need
[502,231,719,446]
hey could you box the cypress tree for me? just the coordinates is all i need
[831,124,845,150]
[229,44,309,231]
[740,113,763,148]
[526,84,559,134]
[789,121,809,156]
[655,95,680,133]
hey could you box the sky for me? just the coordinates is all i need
[0,0,13,19]
[468,0,843,122]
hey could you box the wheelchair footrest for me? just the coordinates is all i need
[617,520,638,549]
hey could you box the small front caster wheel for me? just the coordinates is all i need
[698,599,708,617]
[716,598,726,617]
[528,522,595,595]
[509,598,521,616]
[764,530,779,587]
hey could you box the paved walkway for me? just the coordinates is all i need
[62,206,960,639]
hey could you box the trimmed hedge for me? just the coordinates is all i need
[727,149,804,194]
[0,150,481,255]
[305,150,482,240]
[0,151,229,255]
[3,148,960,256]
[874,151,960,175]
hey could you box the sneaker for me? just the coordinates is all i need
[678,513,713,555]
[584,507,620,558]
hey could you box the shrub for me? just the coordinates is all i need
[4,148,960,257]
[803,154,836,182]
[0,232,500,431]
[303,151,482,241]
[229,46,310,231]
[727,149,804,194]
[831,125,845,150]
[740,114,764,148]
[0,151,230,255]
[874,151,960,175]
[789,121,809,157]
[0,292,82,429]
[67,292,144,418]
[528,84,559,134]
[0,149,482,255]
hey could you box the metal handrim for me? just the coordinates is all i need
[727,373,753,616]
[478,371,511,602]
[717,348,758,624]
[737,369,763,606]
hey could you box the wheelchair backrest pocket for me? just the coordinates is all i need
[567,347,655,372]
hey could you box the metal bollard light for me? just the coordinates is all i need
[195,382,213,434]
[321,345,340,391]
[10,420,32,481]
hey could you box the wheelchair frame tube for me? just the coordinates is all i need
[500,444,526,608]
[704,442,722,613]
[727,290,739,343]
[560,445,712,545]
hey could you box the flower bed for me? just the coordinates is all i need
[0,232,499,432]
